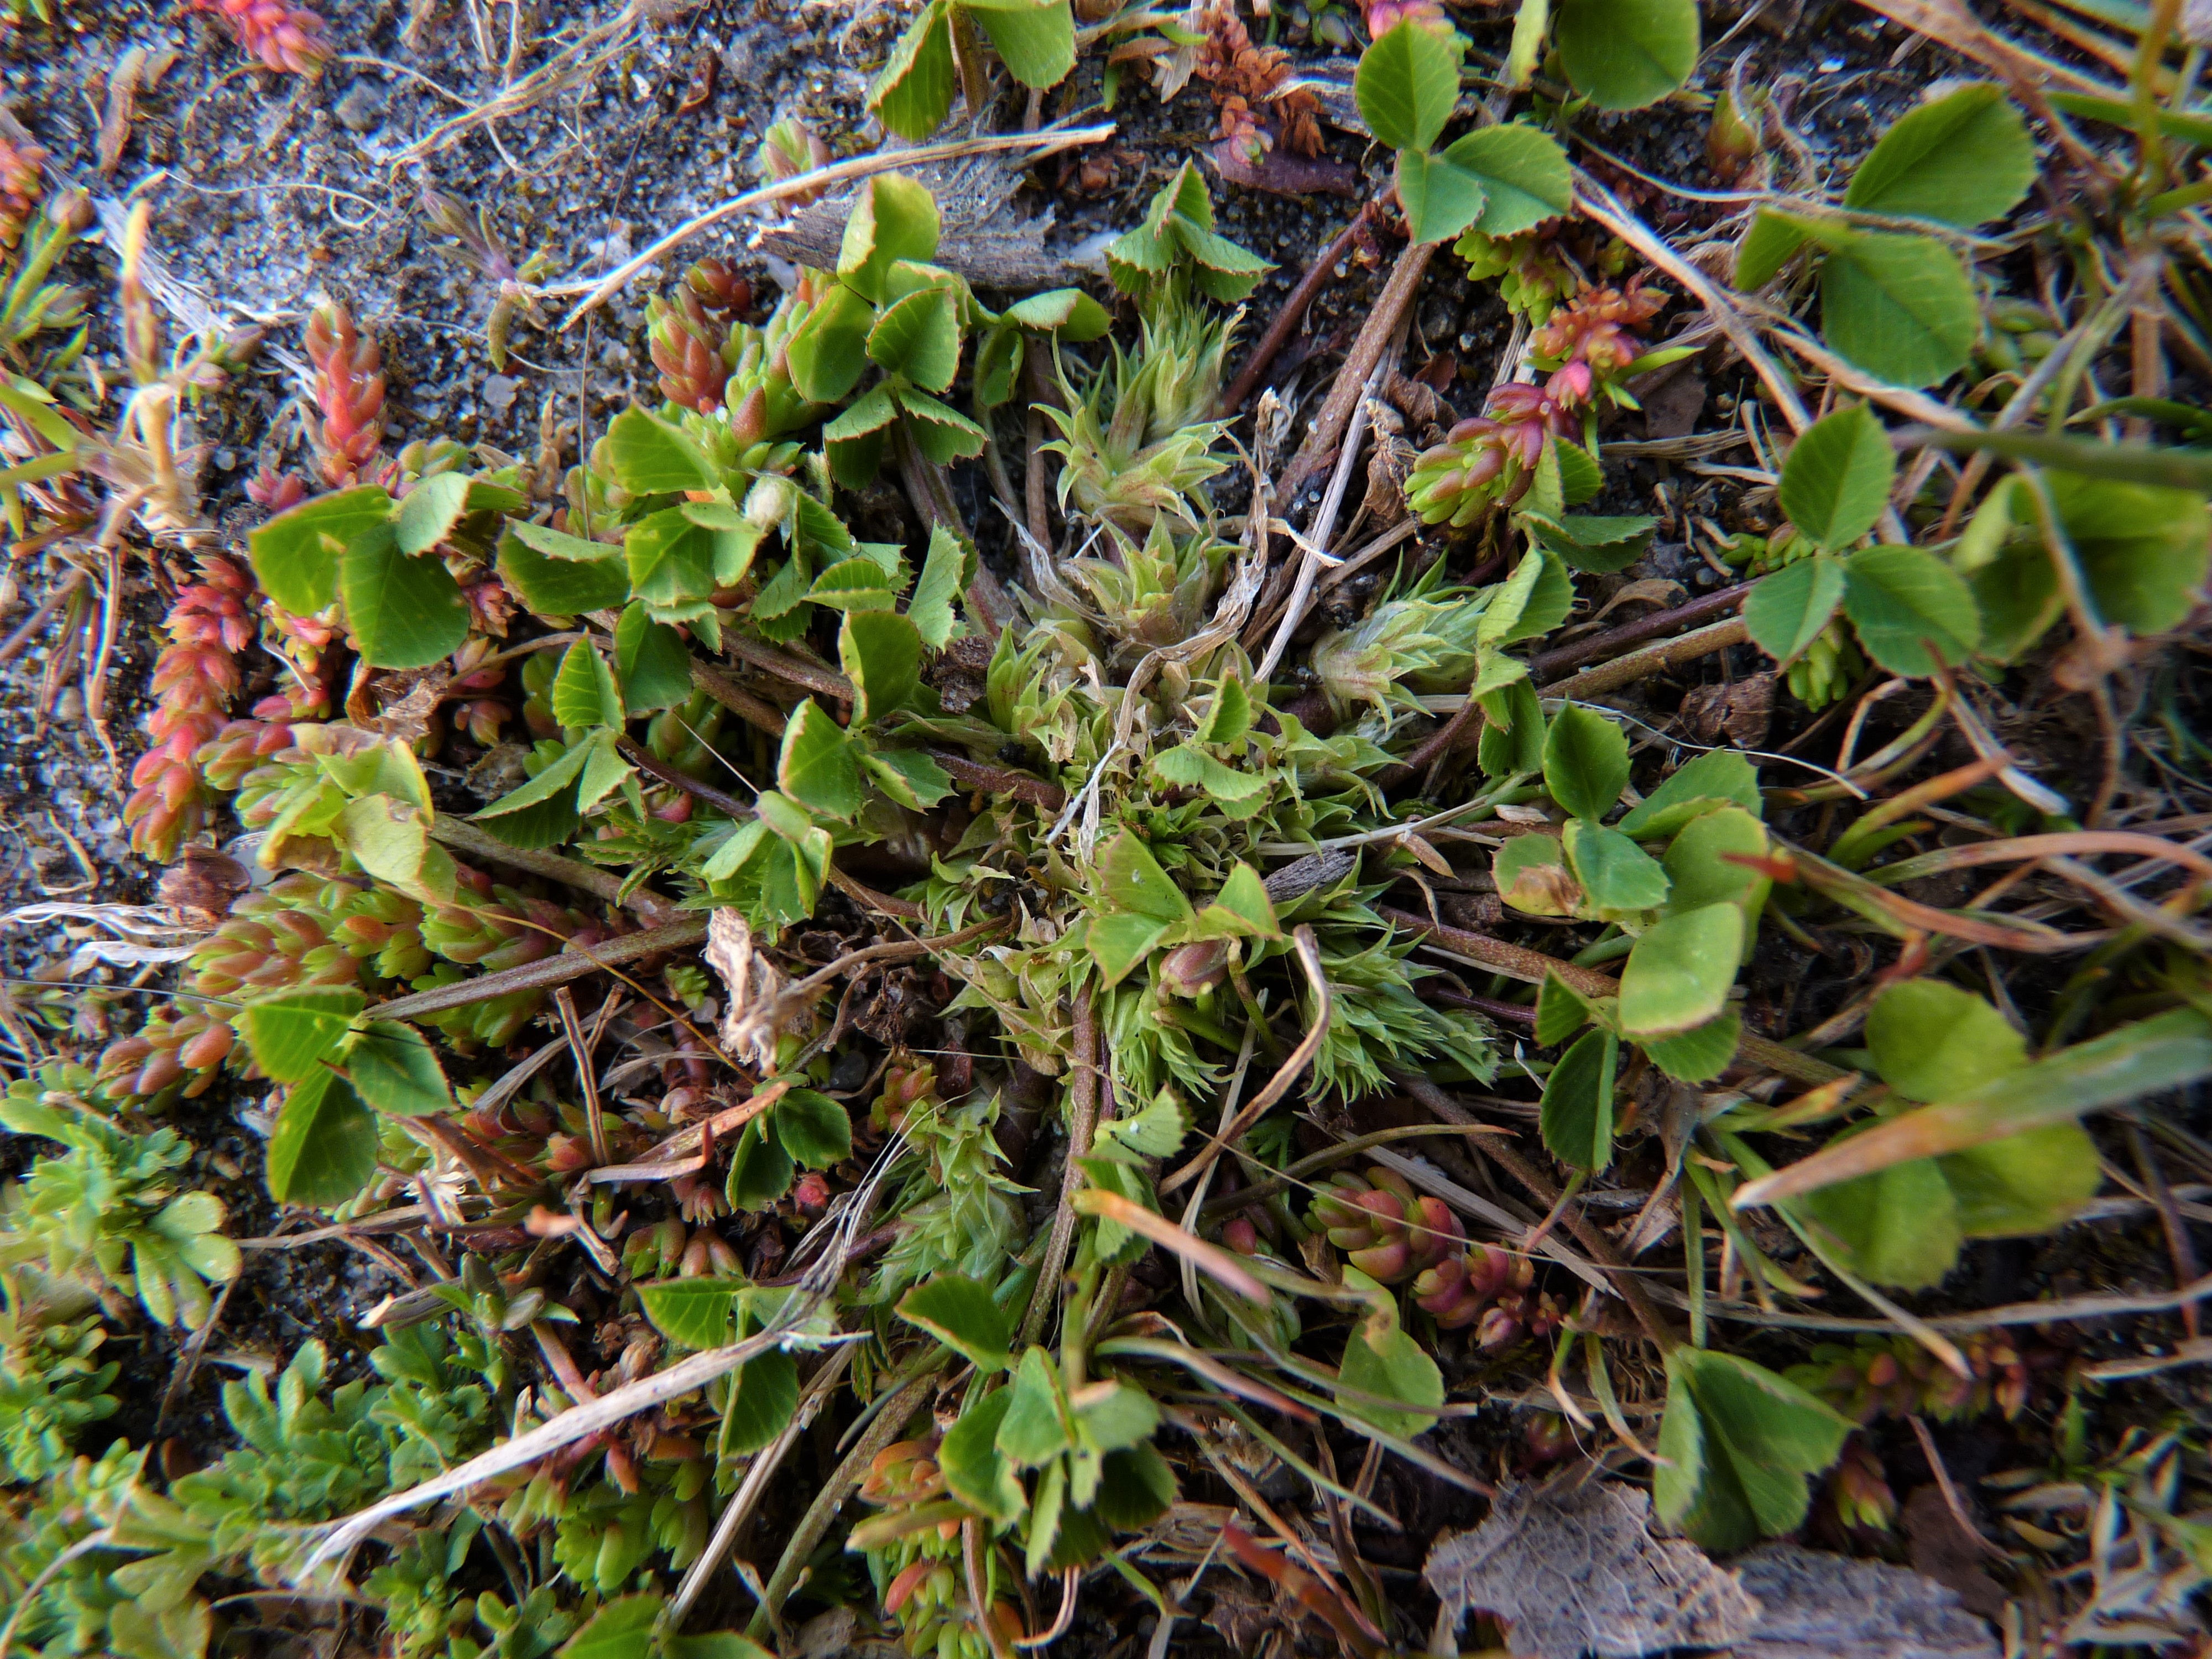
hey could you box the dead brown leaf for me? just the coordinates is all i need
[1679,672,1775,749]
[1728,1542,2000,1658]
[1426,1479,1761,1658]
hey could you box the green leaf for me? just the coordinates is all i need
[1563,820,1671,912]
[1616,749,1763,839]
[341,524,471,670]
[786,284,878,408]
[392,472,472,556]
[607,406,717,494]
[1526,511,1657,573]
[1151,743,1267,802]
[248,486,392,615]
[1446,124,1572,237]
[243,988,366,1083]
[345,1021,450,1116]
[510,518,622,563]
[1103,1089,1189,1159]
[2047,471,2212,635]
[1088,912,1171,988]
[474,737,592,823]
[1554,0,1699,111]
[550,639,624,730]
[625,508,727,609]
[1541,1028,1618,1170]
[1867,979,2026,1102]
[1644,1010,1743,1083]
[773,1088,852,1168]
[839,609,921,723]
[1337,1293,1444,1438]
[1353,17,1464,153]
[1740,1009,2212,1200]
[726,1349,798,1454]
[727,1117,796,1210]
[1820,232,1980,387]
[1735,210,1814,291]
[777,699,862,820]
[1966,541,2063,663]
[1535,971,1593,1045]
[337,794,456,903]
[1619,902,1743,1037]
[941,1389,1025,1522]
[1396,146,1488,247]
[1938,1123,2101,1237]
[1193,677,1254,748]
[1074,1379,1159,1454]
[898,1274,1015,1372]
[1478,677,1546,778]
[862,748,954,810]
[806,557,899,613]
[998,1346,1074,1467]
[1844,84,2036,229]
[1841,543,1981,675]
[1193,863,1279,938]
[1001,288,1112,340]
[1908,424,2212,493]
[1097,830,1194,923]
[1542,702,1629,821]
[1093,1444,1177,1530]
[867,284,963,391]
[896,385,989,463]
[1743,553,1846,669]
[559,1593,661,1659]
[967,0,1077,89]
[498,525,630,618]
[613,602,693,712]
[910,525,971,648]
[1655,1347,1851,1552]
[1799,1154,1962,1288]
[638,1280,740,1349]
[869,0,956,139]
[265,1070,377,1208]
[1778,405,1896,550]
[839,173,942,304]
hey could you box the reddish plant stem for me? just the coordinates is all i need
[1276,236,1434,502]
[1528,583,1750,682]
[930,748,1067,811]
[1219,200,1380,419]
[689,660,788,736]
[1376,697,1482,792]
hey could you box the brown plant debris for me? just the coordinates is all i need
[1425,1479,1762,1658]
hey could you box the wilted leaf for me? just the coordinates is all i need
[1729,1543,2001,1658]
[1425,1480,1761,1658]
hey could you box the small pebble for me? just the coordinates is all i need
[51,685,83,724]
[482,373,520,414]
[333,81,384,133]
[1818,56,1844,72]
